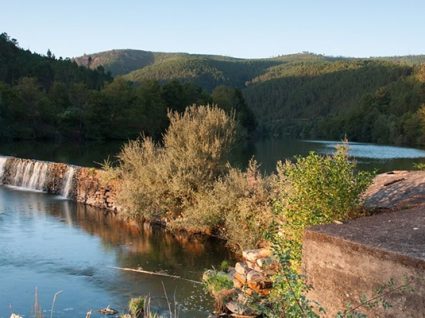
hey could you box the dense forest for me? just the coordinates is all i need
[77,48,425,147]
[2,32,425,146]
[0,33,254,141]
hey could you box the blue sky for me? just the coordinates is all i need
[1,0,425,59]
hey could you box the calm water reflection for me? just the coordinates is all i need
[0,186,232,318]
[1,139,425,173]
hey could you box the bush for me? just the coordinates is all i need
[110,105,274,251]
[110,105,236,220]
[202,270,233,295]
[274,144,373,267]
[173,159,276,250]
[260,144,374,317]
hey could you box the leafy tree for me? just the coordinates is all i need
[212,85,257,134]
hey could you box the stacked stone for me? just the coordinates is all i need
[76,168,119,211]
[225,248,279,317]
[232,248,277,296]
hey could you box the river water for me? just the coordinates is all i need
[1,138,425,317]
[1,139,425,172]
[0,186,231,317]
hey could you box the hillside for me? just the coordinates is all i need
[0,33,255,141]
[75,49,425,146]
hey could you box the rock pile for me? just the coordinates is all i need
[225,248,278,317]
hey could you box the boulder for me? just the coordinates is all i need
[233,277,244,289]
[246,270,273,291]
[235,262,251,275]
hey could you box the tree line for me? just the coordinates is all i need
[243,60,425,146]
[0,33,255,141]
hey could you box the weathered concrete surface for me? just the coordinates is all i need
[303,206,425,317]
[364,170,425,210]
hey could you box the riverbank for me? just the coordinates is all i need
[3,154,425,241]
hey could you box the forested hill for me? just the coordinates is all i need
[0,33,254,141]
[2,31,425,147]
[76,49,425,147]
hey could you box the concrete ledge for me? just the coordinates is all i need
[303,207,425,317]
[364,170,425,210]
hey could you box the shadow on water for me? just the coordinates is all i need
[2,138,425,173]
[0,186,233,318]
[0,140,124,167]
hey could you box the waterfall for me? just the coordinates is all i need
[1,156,78,199]
[0,156,8,183]
[61,167,75,198]
[5,158,49,191]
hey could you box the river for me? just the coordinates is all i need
[0,187,232,317]
[1,138,425,172]
[1,138,425,317]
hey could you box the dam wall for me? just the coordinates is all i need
[0,156,119,211]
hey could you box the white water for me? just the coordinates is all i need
[0,157,8,183]
[6,158,49,191]
[61,167,75,198]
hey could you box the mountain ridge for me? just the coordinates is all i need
[72,48,425,146]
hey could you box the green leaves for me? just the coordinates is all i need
[261,144,374,317]
[274,144,373,268]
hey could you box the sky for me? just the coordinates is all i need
[1,0,425,59]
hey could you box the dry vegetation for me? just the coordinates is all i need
[105,105,275,250]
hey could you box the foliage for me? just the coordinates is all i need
[111,105,236,219]
[5,32,425,146]
[211,85,257,135]
[0,34,254,141]
[262,232,323,318]
[202,270,233,294]
[174,159,276,250]
[254,144,374,317]
[274,144,373,268]
[413,162,425,170]
[219,260,230,272]
[77,47,425,147]
[128,296,146,318]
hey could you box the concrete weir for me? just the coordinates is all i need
[303,170,425,317]
[0,156,118,211]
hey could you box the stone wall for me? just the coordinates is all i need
[76,167,119,211]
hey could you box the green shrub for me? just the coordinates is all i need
[413,162,425,170]
[202,270,233,295]
[219,260,230,272]
[274,144,373,268]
